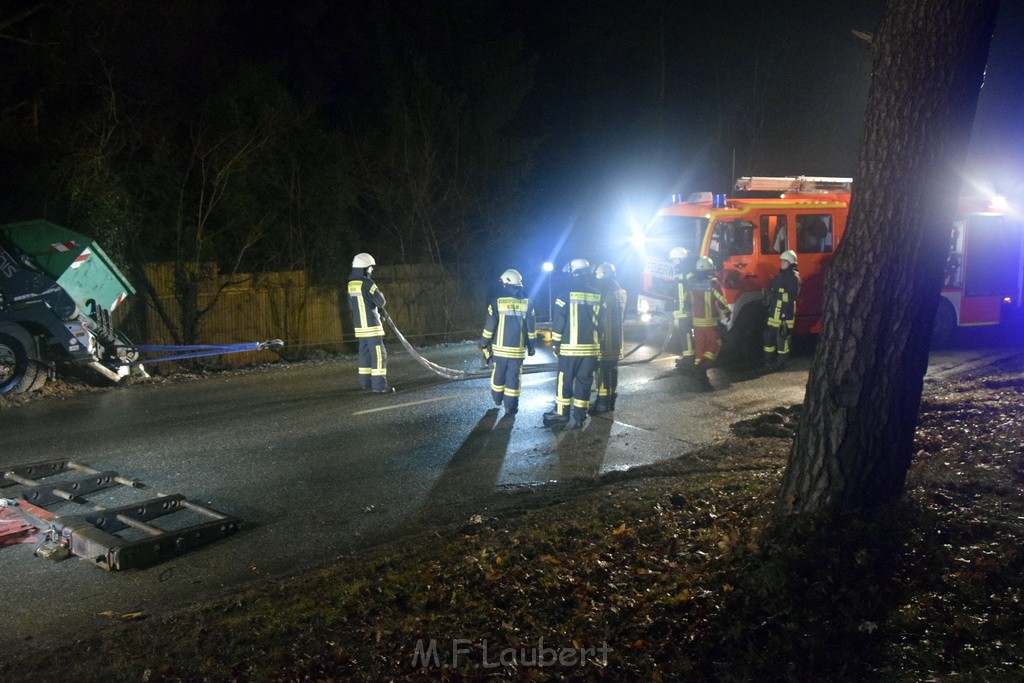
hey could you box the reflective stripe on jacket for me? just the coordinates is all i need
[687,274,729,328]
[347,269,386,338]
[766,267,801,327]
[481,286,537,359]
[552,281,602,357]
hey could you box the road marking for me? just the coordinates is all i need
[352,377,555,415]
[352,391,478,415]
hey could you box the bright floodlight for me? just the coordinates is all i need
[630,230,646,251]
[542,261,554,272]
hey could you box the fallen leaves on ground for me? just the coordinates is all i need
[3,355,1024,681]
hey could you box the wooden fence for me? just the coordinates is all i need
[120,263,486,366]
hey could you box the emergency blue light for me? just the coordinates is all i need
[713,193,727,209]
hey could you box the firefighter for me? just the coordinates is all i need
[543,258,602,429]
[479,269,537,414]
[687,256,731,391]
[591,261,627,415]
[347,252,394,393]
[669,246,696,372]
[763,249,801,371]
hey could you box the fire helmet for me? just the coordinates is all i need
[669,246,688,261]
[780,250,798,265]
[695,256,715,271]
[595,262,616,279]
[352,253,376,268]
[500,269,523,286]
[569,258,591,275]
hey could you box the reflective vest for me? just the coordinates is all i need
[347,269,386,338]
[552,279,602,357]
[480,286,537,359]
[687,273,729,328]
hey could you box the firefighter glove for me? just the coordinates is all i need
[552,343,560,357]
[527,343,536,356]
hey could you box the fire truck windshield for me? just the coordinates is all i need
[642,215,707,259]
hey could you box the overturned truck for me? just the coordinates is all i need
[0,220,142,394]
[1,220,283,395]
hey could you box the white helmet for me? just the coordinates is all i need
[669,246,688,261]
[570,258,590,274]
[500,269,523,286]
[352,252,376,268]
[780,250,798,265]
[595,262,616,279]
[695,256,715,271]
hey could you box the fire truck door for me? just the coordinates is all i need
[793,211,837,329]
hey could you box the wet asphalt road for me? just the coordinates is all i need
[0,326,1018,649]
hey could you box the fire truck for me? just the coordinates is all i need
[635,176,1024,359]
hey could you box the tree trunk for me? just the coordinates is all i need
[778,0,1000,515]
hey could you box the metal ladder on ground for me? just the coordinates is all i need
[0,459,241,570]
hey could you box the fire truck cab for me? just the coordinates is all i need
[635,176,1024,360]
[637,176,854,358]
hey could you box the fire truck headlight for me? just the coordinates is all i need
[630,230,646,252]
[641,313,652,323]
[638,298,650,314]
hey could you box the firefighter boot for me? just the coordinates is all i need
[609,393,617,411]
[567,407,587,430]
[543,409,569,427]
[589,396,609,415]
[695,365,714,392]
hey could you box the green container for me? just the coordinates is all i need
[0,220,135,313]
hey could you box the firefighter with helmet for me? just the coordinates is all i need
[591,261,627,414]
[479,268,537,414]
[347,252,394,393]
[544,258,602,429]
[687,256,730,391]
[669,246,696,372]
[763,249,801,371]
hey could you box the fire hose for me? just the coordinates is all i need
[382,313,674,381]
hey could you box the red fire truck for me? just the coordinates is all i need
[635,176,1024,358]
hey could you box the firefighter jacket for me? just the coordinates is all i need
[686,273,730,328]
[597,278,627,361]
[766,267,801,324]
[480,285,537,359]
[347,268,386,338]
[551,278,602,357]
[673,263,692,320]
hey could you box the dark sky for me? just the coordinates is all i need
[234,0,1013,273]
[5,0,1021,276]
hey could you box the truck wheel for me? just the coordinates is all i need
[0,331,48,395]
[930,301,956,349]
[719,304,764,368]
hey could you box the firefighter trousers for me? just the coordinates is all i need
[555,355,597,422]
[671,316,695,367]
[594,359,619,412]
[490,357,524,413]
[693,326,721,367]
[357,336,389,391]
[763,318,793,366]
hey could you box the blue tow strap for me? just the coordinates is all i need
[135,340,284,363]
